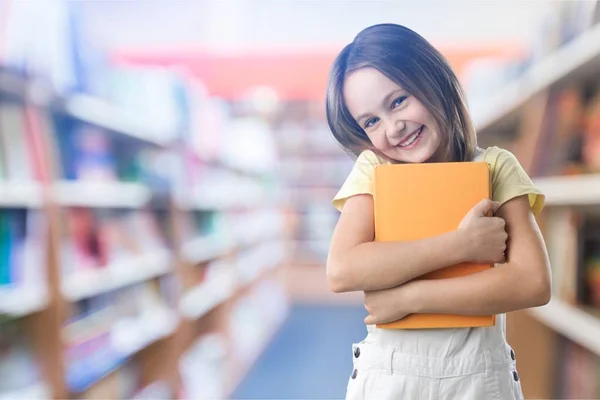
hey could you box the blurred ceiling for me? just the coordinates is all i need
[77,0,548,52]
[82,0,547,101]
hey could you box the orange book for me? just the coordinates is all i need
[373,161,496,329]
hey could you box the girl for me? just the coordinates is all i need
[325,24,551,400]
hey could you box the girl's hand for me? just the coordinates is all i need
[363,285,413,325]
[457,199,508,264]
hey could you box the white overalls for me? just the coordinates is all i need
[345,314,524,399]
[345,149,525,400]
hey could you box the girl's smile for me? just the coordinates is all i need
[342,67,446,163]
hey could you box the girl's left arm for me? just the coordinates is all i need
[364,195,552,325]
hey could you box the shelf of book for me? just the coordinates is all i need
[237,242,284,286]
[63,94,174,147]
[528,298,600,356]
[474,22,600,133]
[180,234,236,266]
[0,63,289,400]
[0,382,51,400]
[180,241,285,321]
[61,249,172,301]
[0,182,44,208]
[179,267,237,320]
[106,306,180,358]
[53,181,151,208]
[0,286,48,317]
[185,186,279,210]
[534,174,600,207]
[63,305,180,393]
[469,6,600,398]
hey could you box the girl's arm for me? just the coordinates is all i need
[327,193,506,293]
[363,195,551,324]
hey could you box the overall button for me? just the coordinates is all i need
[513,371,519,381]
[510,349,515,360]
[354,347,360,358]
[351,369,358,379]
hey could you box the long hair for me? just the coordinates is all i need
[325,23,477,162]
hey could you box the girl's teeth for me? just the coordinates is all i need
[400,127,421,147]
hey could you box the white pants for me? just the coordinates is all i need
[345,339,524,400]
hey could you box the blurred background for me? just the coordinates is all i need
[0,0,599,399]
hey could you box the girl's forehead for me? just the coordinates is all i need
[344,68,407,97]
[343,68,405,112]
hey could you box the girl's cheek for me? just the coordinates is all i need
[376,133,391,150]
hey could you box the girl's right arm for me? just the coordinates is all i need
[326,194,507,293]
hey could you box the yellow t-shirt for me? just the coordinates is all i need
[332,146,545,216]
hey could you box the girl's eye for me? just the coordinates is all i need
[392,96,407,109]
[364,117,379,128]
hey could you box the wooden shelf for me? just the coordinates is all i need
[0,64,288,400]
[237,242,285,286]
[180,234,235,266]
[62,250,171,301]
[63,307,179,393]
[0,285,48,317]
[533,174,600,206]
[193,153,276,180]
[0,382,51,400]
[63,94,175,146]
[54,181,151,208]
[528,298,600,356]
[105,307,179,356]
[183,185,277,210]
[179,245,285,321]
[179,269,237,320]
[474,23,600,133]
[0,182,44,208]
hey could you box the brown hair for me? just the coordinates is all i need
[325,23,477,162]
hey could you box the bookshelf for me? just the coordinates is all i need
[0,286,48,317]
[0,66,289,399]
[273,103,353,266]
[528,297,600,357]
[52,181,152,208]
[534,174,600,206]
[61,249,172,302]
[63,94,175,147]
[0,182,44,208]
[473,22,600,134]
[472,2,600,398]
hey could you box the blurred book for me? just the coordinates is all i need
[558,338,600,399]
[0,103,36,181]
[61,209,169,278]
[63,280,176,393]
[0,321,46,395]
[583,90,600,172]
[0,210,47,289]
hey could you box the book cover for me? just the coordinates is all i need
[373,161,496,329]
[0,212,12,285]
[0,103,35,181]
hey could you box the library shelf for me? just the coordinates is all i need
[62,249,172,301]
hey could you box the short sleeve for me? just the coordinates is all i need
[485,147,545,216]
[332,150,384,211]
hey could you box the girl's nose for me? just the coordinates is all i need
[386,119,406,144]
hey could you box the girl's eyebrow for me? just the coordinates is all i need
[355,89,405,123]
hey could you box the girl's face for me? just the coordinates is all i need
[343,67,446,163]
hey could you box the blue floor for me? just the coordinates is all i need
[231,304,368,400]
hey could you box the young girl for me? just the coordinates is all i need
[325,24,551,400]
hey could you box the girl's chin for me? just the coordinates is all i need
[386,146,436,164]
